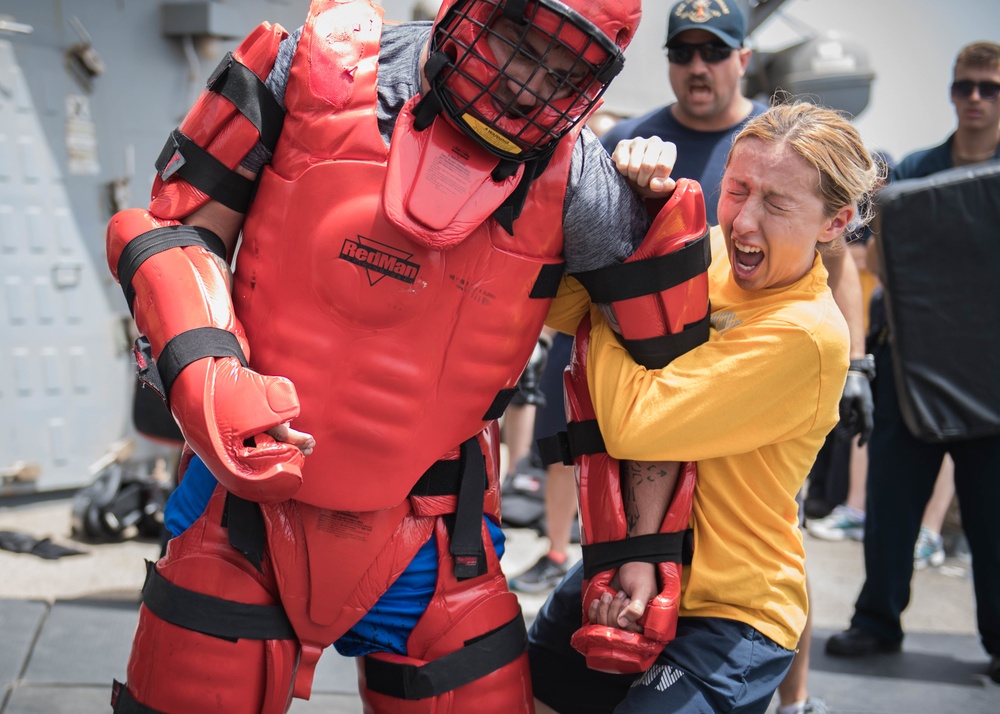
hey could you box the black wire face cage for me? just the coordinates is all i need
[429,0,626,163]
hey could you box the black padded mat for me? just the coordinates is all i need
[5,596,356,706]
[874,160,1000,441]
[0,600,47,691]
[4,685,113,714]
[20,599,137,686]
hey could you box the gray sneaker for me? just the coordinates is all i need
[802,697,831,714]
[508,555,568,593]
[807,505,865,541]
[914,526,945,569]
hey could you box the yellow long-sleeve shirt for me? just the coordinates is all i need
[547,227,849,649]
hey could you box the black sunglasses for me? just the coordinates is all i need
[951,80,1000,101]
[665,41,734,66]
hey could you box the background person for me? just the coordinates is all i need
[601,0,766,226]
[825,41,1000,686]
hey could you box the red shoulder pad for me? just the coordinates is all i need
[611,178,709,342]
[150,22,288,220]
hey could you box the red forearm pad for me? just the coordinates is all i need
[571,466,696,673]
[150,21,287,220]
[611,178,709,341]
[569,505,691,674]
[107,209,243,346]
[565,318,697,673]
[108,208,303,503]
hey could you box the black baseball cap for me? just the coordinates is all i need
[666,0,747,49]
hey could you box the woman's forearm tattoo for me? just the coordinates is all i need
[623,460,674,534]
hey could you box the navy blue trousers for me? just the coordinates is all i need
[851,342,1000,656]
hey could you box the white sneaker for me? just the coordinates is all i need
[807,505,865,541]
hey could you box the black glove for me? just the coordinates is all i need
[513,335,551,408]
[836,355,876,446]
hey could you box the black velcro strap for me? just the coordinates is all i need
[571,232,710,304]
[450,438,488,580]
[529,261,566,299]
[117,225,227,316]
[492,158,520,182]
[618,313,712,370]
[597,52,625,85]
[483,388,518,421]
[422,50,451,86]
[536,419,606,466]
[133,336,166,402]
[363,613,527,700]
[223,493,266,572]
[581,530,694,580]
[155,128,255,213]
[156,327,248,400]
[141,560,296,641]
[492,154,552,235]
[207,52,285,151]
[410,458,463,497]
[413,85,444,131]
[111,680,165,714]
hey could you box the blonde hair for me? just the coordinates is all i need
[727,102,883,246]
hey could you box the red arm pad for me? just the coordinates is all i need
[564,183,708,673]
[565,320,697,673]
[610,178,709,341]
[107,208,304,503]
[150,21,287,222]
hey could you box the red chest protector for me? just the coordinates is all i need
[233,0,573,511]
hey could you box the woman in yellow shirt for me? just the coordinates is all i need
[530,102,881,714]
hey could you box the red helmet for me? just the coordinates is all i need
[425,0,641,162]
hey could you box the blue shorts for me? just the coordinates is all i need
[528,561,794,714]
[165,455,505,657]
[164,456,219,538]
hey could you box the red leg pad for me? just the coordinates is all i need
[119,491,300,713]
[357,519,533,713]
[122,605,297,714]
[358,650,532,714]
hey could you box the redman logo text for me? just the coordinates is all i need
[340,236,420,286]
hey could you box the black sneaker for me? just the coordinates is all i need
[825,627,901,657]
[508,555,568,593]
